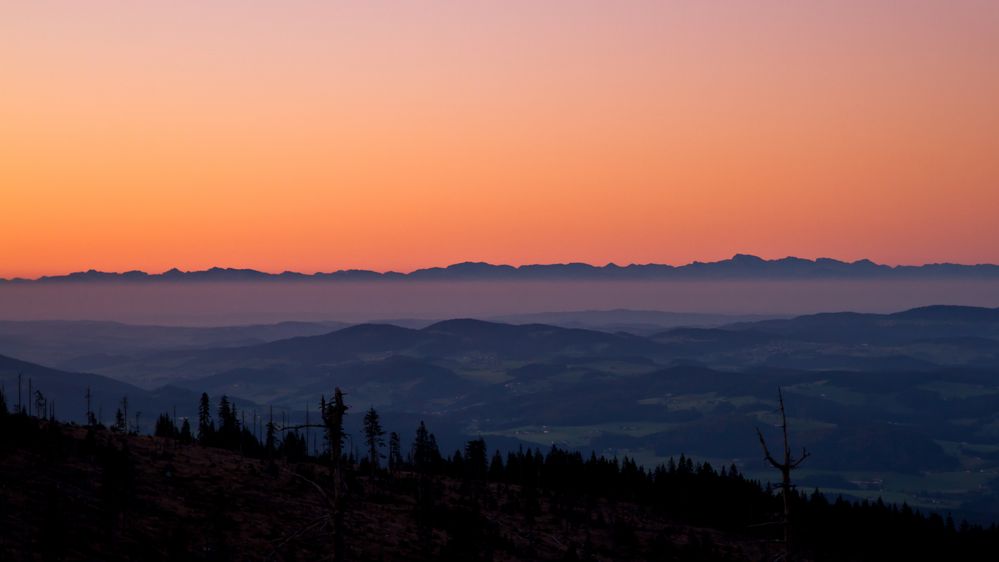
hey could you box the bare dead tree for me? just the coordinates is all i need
[86,387,95,426]
[273,387,350,560]
[265,470,335,561]
[756,387,810,562]
[121,396,129,434]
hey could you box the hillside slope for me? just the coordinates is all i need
[2,414,998,561]
[0,419,758,561]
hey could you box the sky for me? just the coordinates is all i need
[3,1,998,278]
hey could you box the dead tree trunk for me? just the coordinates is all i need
[274,387,349,560]
[756,387,809,561]
[324,388,348,561]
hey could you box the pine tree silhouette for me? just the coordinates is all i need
[362,407,385,470]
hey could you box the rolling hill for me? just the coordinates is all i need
[4,306,999,519]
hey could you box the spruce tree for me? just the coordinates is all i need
[412,421,431,471]
[362,407,385,469]
[34,390,46,419]
[85,389,97,426]
[322,388,348,464]
[265,412,276,455]
[179,418,193,443]
[154,413,177,438]
[217,395,240,449]
[198,392,214,444]
[464,438,488,481]
[388,431,403,471]
[112,407,126,433]
[489,450,505,480]
[320,387,349,560]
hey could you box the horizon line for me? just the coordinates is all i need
[5,253,999,282]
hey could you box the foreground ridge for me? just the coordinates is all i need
[2,399,998,561]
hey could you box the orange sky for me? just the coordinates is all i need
[2,1,999,278]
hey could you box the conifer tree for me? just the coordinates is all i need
[489,450,505,481]
[265,406,276,455]
[464,438,488,481]
[34,390,46,419]
[319,387,349,561]
[112,407,126,433]
[179,418,193,443]
[321,388,348,464]
[154,413,177,438]
[217,395,240,449]
[198,392,214,444]
[412,421,432,471]
[388,431,403,471]
[362,407,385,469]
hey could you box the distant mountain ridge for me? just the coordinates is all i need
[5,254,999,283]
[0,353,204,425]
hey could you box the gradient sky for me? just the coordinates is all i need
[3,1,998,278]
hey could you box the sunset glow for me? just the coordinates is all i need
[3,1,999,277]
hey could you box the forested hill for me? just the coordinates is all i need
[2,394,998,561]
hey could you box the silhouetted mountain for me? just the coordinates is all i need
[727,305,999,343]
[650,327,779,348]
[241,323,429,362]
[420,319,660,358]
[0,319,349,370]
[0,354,202,426]
[489,309,783,334]
[891,304,999,322]
[138,320,663,383]
[6,255,999,282]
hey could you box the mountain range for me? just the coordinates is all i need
[4,305,999,518]
[5,254,999,282]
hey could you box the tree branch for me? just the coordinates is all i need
[790,449,811,468]
[756,427,783,469]
[274,423,326,433]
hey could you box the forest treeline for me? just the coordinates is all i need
[2,385,999,561]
